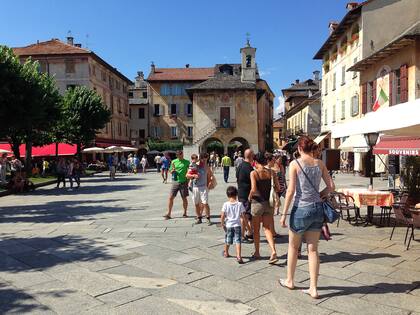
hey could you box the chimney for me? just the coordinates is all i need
[150,62,155,73]
[66,36,74,46]
[74,43,82,48]
[295,79,300,84]
[313,70,320,81]
[329,21,339,34]
[346,2,359,11]
[185,64,190,68]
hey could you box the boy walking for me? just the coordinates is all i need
[221,186,245,264]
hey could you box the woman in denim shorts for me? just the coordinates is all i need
[279,136,335,299]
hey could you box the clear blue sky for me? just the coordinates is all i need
[1,0,352,114]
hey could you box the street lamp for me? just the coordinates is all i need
[364,132,379,186]
[364,132,379,224]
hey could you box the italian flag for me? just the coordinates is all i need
[372,88,389,111]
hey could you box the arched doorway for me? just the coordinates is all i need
[202,137,224,156]
[228,137,249,157]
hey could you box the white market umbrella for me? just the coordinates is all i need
[104,146,124,153]
[121,146,138,152]
[0,149,11,154]
[82,147,104,153]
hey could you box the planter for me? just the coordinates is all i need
[331,53,338,61]
[351,33,359,42]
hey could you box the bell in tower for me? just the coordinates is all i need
[240,35,257,83]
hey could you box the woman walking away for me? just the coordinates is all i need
[248,152,280,264]
[279,136,335,299]
[140,155,147,173]
[56,158,67,188]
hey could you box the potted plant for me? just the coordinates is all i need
[350,32,359,43]
[400,156,420,204]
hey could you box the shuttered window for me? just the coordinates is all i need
[389,71,394,106]
[400,64,408,103]
[362,83,367,114]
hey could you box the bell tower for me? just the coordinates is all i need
[240,35,257,83]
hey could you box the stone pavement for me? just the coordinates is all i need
[0,169,419,314]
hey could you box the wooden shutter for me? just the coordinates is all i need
[400,64,408,103]
[389,71,394,106]
[362,83,367,114]
[372,79,377,110]
[176,104,180,116]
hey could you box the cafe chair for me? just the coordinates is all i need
[389,202,413,249]
[380,191,406,226]
[332,192,359,226]
[406,209,420,250]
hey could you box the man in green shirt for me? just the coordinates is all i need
[164,150,190,219]
[221,153,232,183]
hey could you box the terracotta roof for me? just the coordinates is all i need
[313,3,363,60]
[13,39,90,56]
[13,39,132,83]
[273,120,284,128]
[147,68,214,81]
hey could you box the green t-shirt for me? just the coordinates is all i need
[171,158,190,183]
[221,156,231,167]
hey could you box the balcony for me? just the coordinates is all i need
[129,98,148,105]
[216,118,236,129]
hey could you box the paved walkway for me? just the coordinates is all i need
[0,170,419,314]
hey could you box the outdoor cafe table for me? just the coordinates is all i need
[338,188,395,223]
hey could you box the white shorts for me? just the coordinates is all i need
[192,186,209,205]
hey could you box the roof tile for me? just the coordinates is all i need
[147,68,214,81]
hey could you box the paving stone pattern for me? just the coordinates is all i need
[0,170,419,314]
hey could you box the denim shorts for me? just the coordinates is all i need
[225,226,242,245]
[289,202,324,235]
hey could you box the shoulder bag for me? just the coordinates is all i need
[295,159,340,224]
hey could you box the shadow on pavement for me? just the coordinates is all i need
[23,184,142,197]
[0,235,117,313]
[0,199,130,223]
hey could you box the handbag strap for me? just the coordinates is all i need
[295,159,320,197]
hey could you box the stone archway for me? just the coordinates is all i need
[228,137,249,157]
[202,137,225,156]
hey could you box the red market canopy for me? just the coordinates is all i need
[0,143,77,158]
[373,136,420,156]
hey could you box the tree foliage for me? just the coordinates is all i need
[0,46,62,169]
[61,86,111,155]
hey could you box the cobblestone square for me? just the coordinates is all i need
[0,170,419,314]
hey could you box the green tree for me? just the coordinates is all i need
[61,86,111,157]
[0,46,62,170]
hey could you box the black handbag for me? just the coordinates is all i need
[295,160,340,224]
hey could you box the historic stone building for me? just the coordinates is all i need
[314,2,363,149]
[146,66,213,144]
[147,41,274,154]
[13,37,132,147]
[282,72,321,141]
[128,71,149,148]
[186,41,274,153]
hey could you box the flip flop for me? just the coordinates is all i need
[301,289,319,299]
[163,214,171,220]
[237,257,244,264]
[251,253,261,260]
[278,279,294,290]
[182,214,188,218]
[268,254,279,264]
[222,251,230,258]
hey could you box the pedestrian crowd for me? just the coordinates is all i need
[160,135,335,299]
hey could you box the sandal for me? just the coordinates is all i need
[182,213,188,218]
[222,251,230,258]
[302,289,319,299]
[268,254,279,264]
[278,278,294,290]
[251,253,261,260]
[237,257,244,264]
[163,214,171,220]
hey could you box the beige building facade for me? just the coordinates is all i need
[187,42,274,154]
[13,37,131,147]
[147,66,213,144]
[314,3,363,149]
[129,71,149,148]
